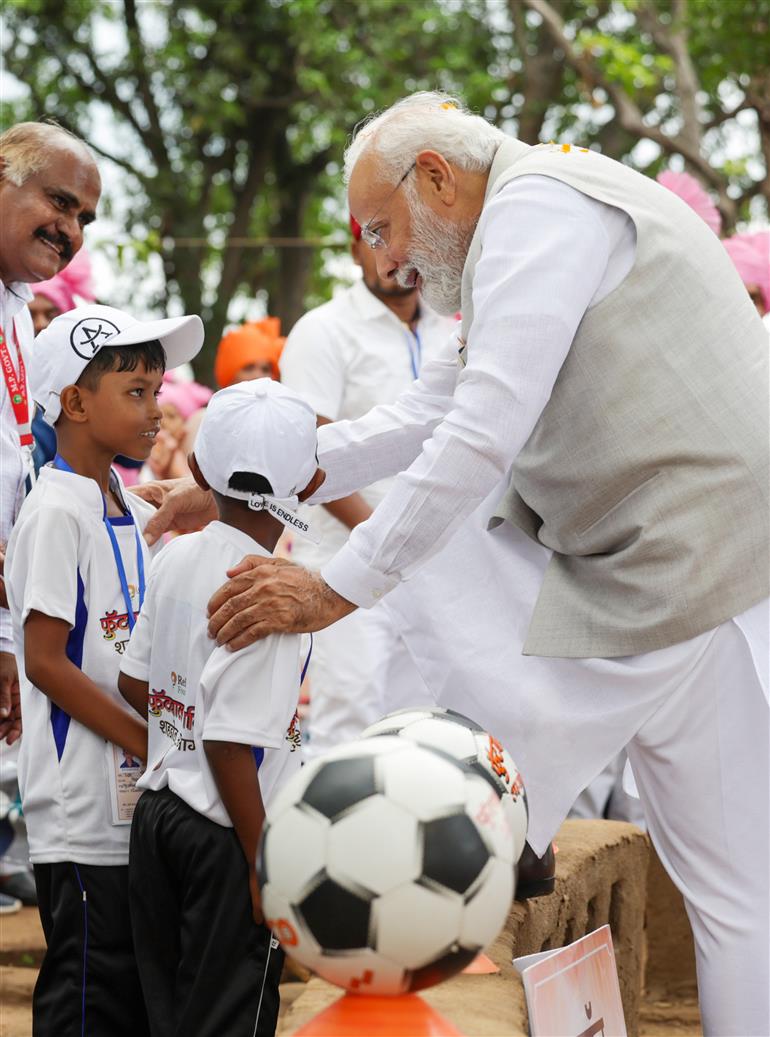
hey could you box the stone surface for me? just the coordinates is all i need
[644,847,698,999]
[0,966,35,1037]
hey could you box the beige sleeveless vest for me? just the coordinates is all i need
[459,138,769,658]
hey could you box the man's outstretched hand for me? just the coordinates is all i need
[208,555,356,650]
[131,477,218,545]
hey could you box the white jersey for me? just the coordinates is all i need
[5,464,157,865]
[280,280,457,566]
[121,521,306,826]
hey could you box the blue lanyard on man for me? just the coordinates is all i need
[403,324,422,381]
[52,454,146,629]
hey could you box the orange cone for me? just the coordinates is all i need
[462,952,500,975]
[292,992,465,1036]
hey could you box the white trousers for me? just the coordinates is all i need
[569,752,646,828]
[381,483,769,1036]
[626,616,769,1036]
[304,602,434,759]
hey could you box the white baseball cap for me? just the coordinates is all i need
[30,304,204,427]
[193,378,320,541]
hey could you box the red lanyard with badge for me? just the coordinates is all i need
[0,320,33,449]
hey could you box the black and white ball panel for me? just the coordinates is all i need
[302,755,378,821]
[260,737,514,995]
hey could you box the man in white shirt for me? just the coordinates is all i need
[0,121,100,739]
[144,93,769,1034]
[280,218,455,754]
[0,121,100,915]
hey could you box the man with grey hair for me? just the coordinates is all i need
[0,123,99,912]
[144,93,769,1033]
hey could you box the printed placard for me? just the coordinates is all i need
[514,925,626,1036]
[107,742,143,824]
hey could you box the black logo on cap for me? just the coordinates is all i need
[70,317,121,360]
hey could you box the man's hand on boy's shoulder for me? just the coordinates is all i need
[0,652,21,745]
[207,555,356,650]
[130,477,217,545]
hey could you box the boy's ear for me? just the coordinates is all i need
[188,452,210,491]
[58,384,89,424]
[298,467,326,502]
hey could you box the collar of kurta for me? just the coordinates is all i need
[0,279,34,320]
[350,277,450,334]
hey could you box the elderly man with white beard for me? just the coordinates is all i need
[142,93,769,1034]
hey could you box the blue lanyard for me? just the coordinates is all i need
[403,326,422,380]
[52,454,145,631]
[300,634,313,685]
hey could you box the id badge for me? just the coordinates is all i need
[106,741,143,824]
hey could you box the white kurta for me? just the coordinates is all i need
[310,175,770,1035]
[315,177,636,605]
[0,280,34,657]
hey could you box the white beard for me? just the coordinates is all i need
[397,181,477,315]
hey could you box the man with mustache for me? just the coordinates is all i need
[143,93,769,1034]
[0,122,100,752]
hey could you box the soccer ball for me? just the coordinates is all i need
[363,707,528,863]
[258,736,514,994]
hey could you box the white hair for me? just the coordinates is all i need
[0,122,94,186]
[344,91,506,185]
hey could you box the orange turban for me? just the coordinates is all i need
[214,317,285,388]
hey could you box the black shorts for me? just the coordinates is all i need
[129,787,284,1037]
[33,861,149,1037]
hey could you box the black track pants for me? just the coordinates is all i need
[33,861,149,1037]
[129,787,283,1037]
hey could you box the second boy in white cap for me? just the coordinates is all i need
[118,379,323,1037]
[5,304,203,1036]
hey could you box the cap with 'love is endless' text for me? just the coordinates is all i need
[193,378,320,541]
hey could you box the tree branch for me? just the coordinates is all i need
[523,0,724,191]
[634,0,703,156]
[28,20,150,144]
[86,140,150,184]
[704,98,753,132]
[123,0,169,168]
[509,0,565,144]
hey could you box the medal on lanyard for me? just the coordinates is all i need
[403,326,422,380]
[0,321,33,447]
[53,454,146,628]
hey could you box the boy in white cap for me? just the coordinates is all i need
[118,379,323,1037]
[5,304,203,1037]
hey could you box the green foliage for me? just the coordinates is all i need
[1,0,766,381]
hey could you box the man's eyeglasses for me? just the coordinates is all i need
[360,162,416,250]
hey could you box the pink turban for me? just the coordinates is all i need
[33,249,95,314]
[656,171,722,236]
[157,373,212,420]
[722,232,770,311]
